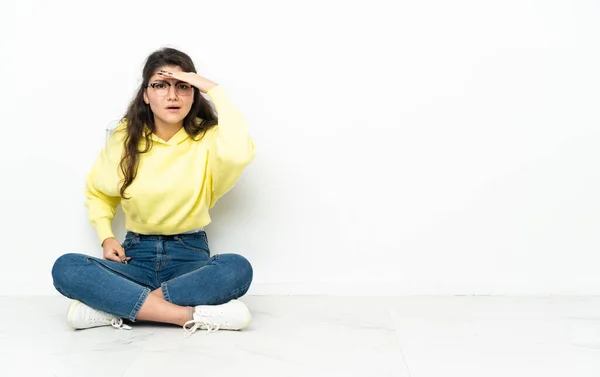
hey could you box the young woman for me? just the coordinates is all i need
[51,47,255,336]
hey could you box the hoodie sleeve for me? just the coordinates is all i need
[205,86,256,207]
[84,127,124,245]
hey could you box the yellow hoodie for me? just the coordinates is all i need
[85,85,255,244]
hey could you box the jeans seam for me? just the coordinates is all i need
[155,241,160,270]
[86,257,152,288]
[161,257,215,286]
[128,287,151,321]
[162,283,172,303]
[160,241,169,269]
[220,283,251,303]
[86,258,152,321]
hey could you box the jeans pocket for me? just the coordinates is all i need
[122,236,138,250]
[176,234,210,255]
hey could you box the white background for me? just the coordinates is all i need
[0,0,598,296]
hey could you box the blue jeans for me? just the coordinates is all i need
[51,231,253,321]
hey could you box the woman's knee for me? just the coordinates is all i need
[218,253,253,286]
[51,253,87,290]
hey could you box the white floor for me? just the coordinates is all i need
[1,296,600,377]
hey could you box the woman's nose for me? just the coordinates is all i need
[166,84,178,99]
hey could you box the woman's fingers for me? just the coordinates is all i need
[157,70,217,93]
[102,238,131,264]
[115,247,129,263]
[104,251,122,263]
[158,70,191,82]
[106,252,131,264]
[158,70,175,77]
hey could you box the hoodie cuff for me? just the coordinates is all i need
[95,219,115,246]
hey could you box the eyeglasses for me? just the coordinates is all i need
[146,81,194,97]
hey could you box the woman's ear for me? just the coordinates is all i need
[143,90,149,105]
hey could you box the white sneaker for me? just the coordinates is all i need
[183,299,251,336]
[66,300,131,330]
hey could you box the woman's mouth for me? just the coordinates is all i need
[166,106,181,113]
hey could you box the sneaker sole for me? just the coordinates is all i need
[66,300,82,329]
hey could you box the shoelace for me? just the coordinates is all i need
[86,308,131,330]
[183,315,220,338]
[111,318,132,330]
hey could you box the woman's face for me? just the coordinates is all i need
[143,65,194,128]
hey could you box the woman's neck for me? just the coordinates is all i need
[153,121,183,142]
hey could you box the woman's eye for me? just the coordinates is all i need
[155,83,167,89]
[177,84,191,90]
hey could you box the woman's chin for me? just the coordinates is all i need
[158,114,185,126]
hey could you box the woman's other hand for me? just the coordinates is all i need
[157,70,218,93]
[102,237,131,264]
